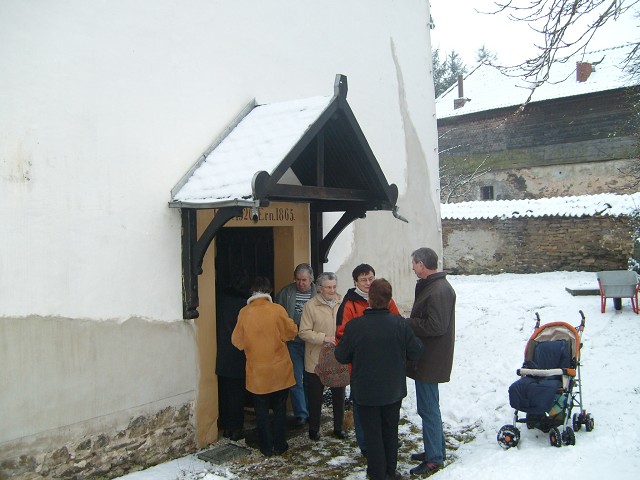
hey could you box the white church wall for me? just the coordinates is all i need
[0,0,439,469]
[0,316,197,454]
[322,3,442,299]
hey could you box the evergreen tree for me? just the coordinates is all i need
[476,45,498,65]
[432,48,467,97]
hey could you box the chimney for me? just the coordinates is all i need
[576,62,593,82]
[453,74,470,109]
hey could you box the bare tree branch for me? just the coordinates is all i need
[484,0,639,94]
[440,158,491,203]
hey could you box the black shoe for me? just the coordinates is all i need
[410,452,426,462]
[333,429,347,439]
[309,430,321,440]
[386,472,403,480]
[409,461,442,476]
[295,417,308,427]
[222,429,232,438]
[243,429,260,449]
[229,429,245,441]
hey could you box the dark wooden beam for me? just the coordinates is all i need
[193,207,244,274]
[317,130,324,187]
[265,101,339,188]
[334,74,348,98]
[310,210,323,277]
[335,96,397,204]
[309,201,389,213]
[264,183,378,202]
[319,208,366,264]
[181,206,244,320]
[181,209,199,319]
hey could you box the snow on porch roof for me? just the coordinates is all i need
[170,95,333,208]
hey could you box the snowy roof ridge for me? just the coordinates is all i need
[436,44,638,119]
[441,192,640,220]
[171,95,333,206]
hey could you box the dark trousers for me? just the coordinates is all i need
[253,388,289,456]
[358,400,402,480]
[305,371,344,433]
[218,376,245,431]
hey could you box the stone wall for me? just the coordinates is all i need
[442,215,634,274]
[450,158,638,203]
[0,403,196,480]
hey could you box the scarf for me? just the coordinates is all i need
[355,286,369,300]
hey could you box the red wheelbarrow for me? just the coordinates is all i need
[596,270,640,314]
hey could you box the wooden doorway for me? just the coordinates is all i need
[215,227,274,289]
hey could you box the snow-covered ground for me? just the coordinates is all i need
[118,271,640,479]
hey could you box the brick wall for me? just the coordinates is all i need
[442,215,634,274]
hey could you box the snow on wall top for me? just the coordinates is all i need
[441,193,640,220]
[436,45,636,119]
[173,95,333,205]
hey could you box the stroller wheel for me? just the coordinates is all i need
[585,413,595,432]
[549,427,562,447]
[562,427,576,446]
[497,425,520,449]
[572,413,582,432]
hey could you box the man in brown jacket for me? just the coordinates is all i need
[405,248,456,476]
[232,277,298,456]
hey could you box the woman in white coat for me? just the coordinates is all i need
[298,272,345,441]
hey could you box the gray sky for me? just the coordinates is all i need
[430,0,639,67]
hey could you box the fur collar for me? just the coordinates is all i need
[247,292,273,304]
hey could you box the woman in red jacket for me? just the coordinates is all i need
[335,264,400,457]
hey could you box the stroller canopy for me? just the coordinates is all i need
[524,322,581,365]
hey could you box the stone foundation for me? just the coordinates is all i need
[0,403,196,480]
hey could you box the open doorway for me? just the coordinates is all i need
[214,227,275,444]
[188,205,311,447]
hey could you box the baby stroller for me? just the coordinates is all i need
[497,311,595,448]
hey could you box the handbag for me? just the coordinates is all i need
[314,342,350,387]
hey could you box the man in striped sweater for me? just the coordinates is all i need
[276,263,317,426]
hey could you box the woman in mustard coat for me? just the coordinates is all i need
[232,276,298,456]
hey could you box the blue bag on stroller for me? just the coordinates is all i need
[508,339,569,415]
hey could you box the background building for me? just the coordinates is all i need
[436,45,639,203]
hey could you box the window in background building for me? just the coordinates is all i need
[480,186,494,201]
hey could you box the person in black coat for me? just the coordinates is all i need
[216,282,249,441]
[335,279,423,480]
